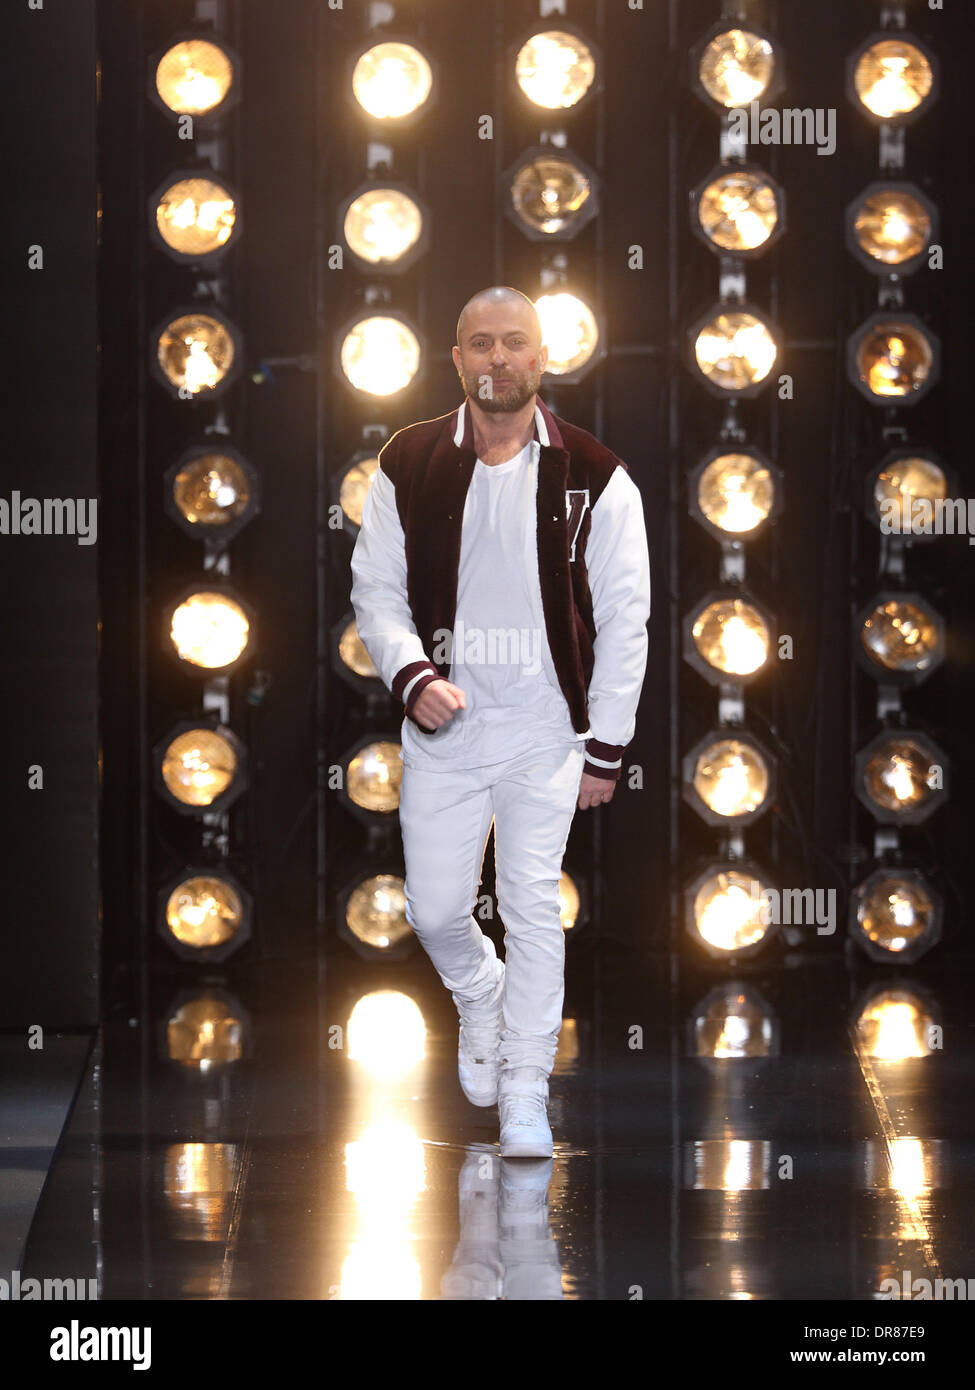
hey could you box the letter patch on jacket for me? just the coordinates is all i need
[565,489,590,562]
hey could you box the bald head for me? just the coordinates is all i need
[456,286,541,349]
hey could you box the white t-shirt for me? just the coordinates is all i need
[400,439,587,770]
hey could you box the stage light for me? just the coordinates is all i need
[337,871,415,960]
[847,313,940,405]
[335,312,421,397]
[854,729,948,825]
[164,444,260,545]
[334,450,380,533]
[691,23,783,112]
[688,304,778,397]
[557,870,583,935]
[535,291,600,379]
[846,182,937,276]
[862,1137,944,1196]
[163,988,249,1069]
[164,585,253,674]
[347,990,426,1080]
[682,730,775,827]
[336,736,403,826]
[866,448,949,540]
[330,613,381,694]
[685,861,778,959]
[691,164,785,257]
[151,307,242,400]
[150,35,239,121]
[503,147,598,241]
[513,28,597,111]
[157,868,252,962]
[850,869,942,963]
[854,984,940,1060]
[684,1139,772,1190]
[153,720,247,816]
[847,33,938,125]
[350,40,434,122]
[150,172,239,263]
[854,592,945,686]
[689,447,780,541]
[689,983,779,1060]
[683,591,774,685]
[340,182,429,272]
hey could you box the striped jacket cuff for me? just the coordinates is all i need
[584,737,624,783]
[393,660,441,732]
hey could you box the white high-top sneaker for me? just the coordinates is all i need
[456,965,506,1107]
[498,1067,553,1159]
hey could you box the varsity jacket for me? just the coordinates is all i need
[349,395,651,782]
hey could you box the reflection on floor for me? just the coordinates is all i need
[16,943,975,1300]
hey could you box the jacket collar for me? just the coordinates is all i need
[451,395,565,454]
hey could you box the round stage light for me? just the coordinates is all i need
[849,34,937,124]
[345,874,412,951]
[689,983,778,1060]
[153,37,237,118]
[166,588,252,673]
[338,315,421,396]
[855,593,944,686]
[854,985,939,1060]
[854,729,948,825]
[691,449,778,539]
[685,594,773,683]
[683,732,774,826]
[850,871,942,964]
[337,618,379,682]
[165,445,258,544]
[351,41,433,120]
[164,990,247,1068]
[685,863,777,959]
[690,307,778,396]
[847,313,939,405]
[153,310,240,399]
[535,291,599,378]
[695,26,779,109]
[846,182,936,276]
[152,175,237,261]
[346,740,402,814]
[347,990,426,1079]
[337,452,379,529]
[514,29,597,110]
[868,450,948,539]
[559,871,581,933]
[157,725,243,813]
[161,873,249,957]
[505,148,597,240]
[342,185,427,270]
[693,166,784,255]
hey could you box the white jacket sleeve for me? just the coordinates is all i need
[349,465,441,717]
[582,464,651,780]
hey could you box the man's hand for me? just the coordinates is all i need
[411,678,467,730]
[577,771,616,810]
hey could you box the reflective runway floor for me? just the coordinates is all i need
[12,941,975,1305]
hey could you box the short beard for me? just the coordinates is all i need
[461,369,539,415]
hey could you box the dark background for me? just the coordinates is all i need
[2,0,972,1028]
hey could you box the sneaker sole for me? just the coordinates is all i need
[500,1138,553,1159]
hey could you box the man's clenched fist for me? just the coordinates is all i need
[411,678,467,730]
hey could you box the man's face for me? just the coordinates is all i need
[451,302,548,414]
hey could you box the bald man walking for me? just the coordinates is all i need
[351,287,651,1157]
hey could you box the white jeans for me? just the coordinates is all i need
[399,740,586,1076]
